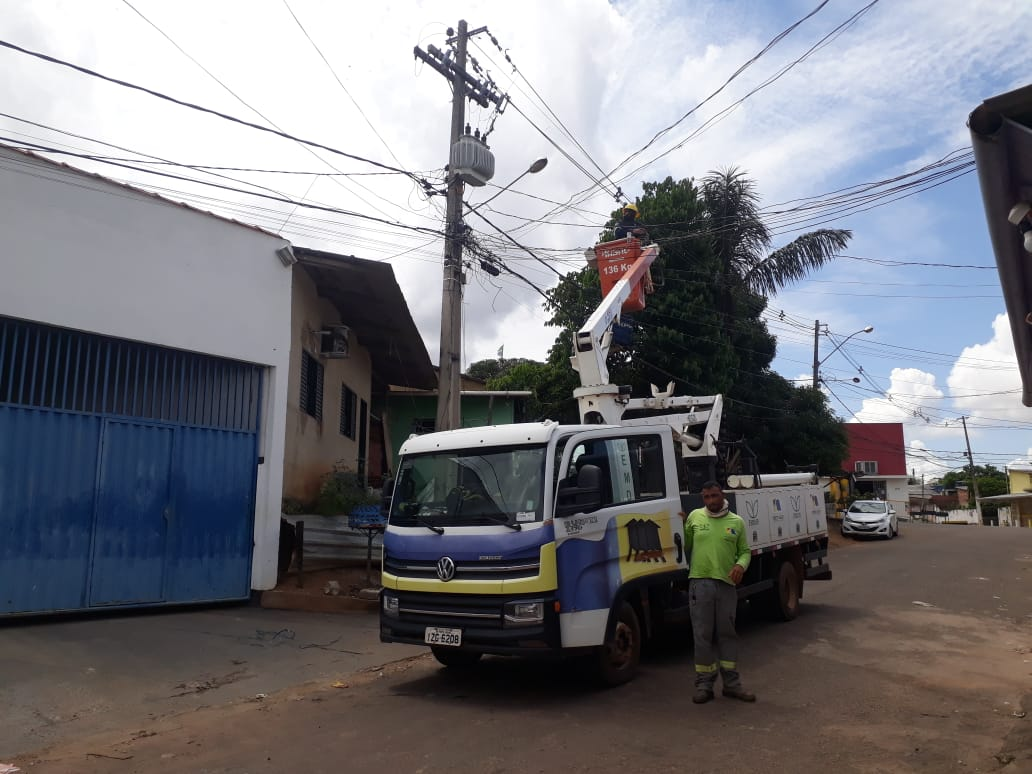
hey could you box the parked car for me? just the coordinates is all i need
[841,500,898,539]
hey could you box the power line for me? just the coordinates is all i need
[469,35,624,200]
[117,0,418,223]
[522,0,879,233]
[612,0,837,178]
[279,0,406,170]
[464,203,563,278]
[0,140,446,240]
[0,37,428,183]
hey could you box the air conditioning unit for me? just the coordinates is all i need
[319,325,350,359]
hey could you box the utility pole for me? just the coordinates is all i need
[414,21,499,432]
[812,319,821,389]
[960,415,983,525]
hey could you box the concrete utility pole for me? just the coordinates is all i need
[960,415,983,525]
[437,20,469,432]
[414,20,500,432]
[812,319,821,389]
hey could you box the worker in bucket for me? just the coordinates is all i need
[613,203,649,241]
[682,481,757,704]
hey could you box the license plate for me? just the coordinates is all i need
[424,627,462,647]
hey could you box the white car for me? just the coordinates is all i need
[841,500,898,539]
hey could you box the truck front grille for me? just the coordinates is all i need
[383,555,539,581]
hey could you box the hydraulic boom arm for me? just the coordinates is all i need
[571,241,723,462]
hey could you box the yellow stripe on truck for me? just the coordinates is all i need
[383,541,558,595]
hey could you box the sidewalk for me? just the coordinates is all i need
[0,601,420,759]
[260,564,381,614]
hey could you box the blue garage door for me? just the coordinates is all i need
[0,316,263,615]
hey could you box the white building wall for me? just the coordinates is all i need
[885,478,909,517]
[0,148,292,590]
[946,509,980,525]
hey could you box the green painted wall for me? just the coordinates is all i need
[384,394,523,472]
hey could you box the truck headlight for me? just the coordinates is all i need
[504,600,544,626]
[382,592,399,618]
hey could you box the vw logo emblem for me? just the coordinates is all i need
[436,556,456,582]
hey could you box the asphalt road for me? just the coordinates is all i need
[8,523,1032,774]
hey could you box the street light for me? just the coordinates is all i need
[465,157,548,216]
[812,323,873,388]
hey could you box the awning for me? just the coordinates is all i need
[293,247,436,390]
[979,492,1032,503]
[969,83,1032,406]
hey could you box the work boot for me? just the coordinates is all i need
[721,686,756,702]
[692,688,714,704]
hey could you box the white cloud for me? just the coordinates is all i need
[947,313,1024,419]
[852,367,944,424]
[906,438,956,480]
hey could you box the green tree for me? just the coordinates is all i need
[467,357,538,383]
[939,465,1008,517]
[939,465,1007,493]
[542,172,850,473]
[486,359,581,423]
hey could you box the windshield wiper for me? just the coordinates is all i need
[415,513,445,535]
[399,503,445,534]
[479,511,522,531]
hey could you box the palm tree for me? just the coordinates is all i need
[700,167,851,301]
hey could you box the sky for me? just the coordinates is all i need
[1,0,1030,482]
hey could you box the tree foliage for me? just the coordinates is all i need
[937,464,1007,511]
[467,357,538,383]
[482,170,851,473]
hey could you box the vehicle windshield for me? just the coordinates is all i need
[849,501,888,514]
[389,445,547,529]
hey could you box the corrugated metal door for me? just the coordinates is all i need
[89,422,173,606]
[0,316,262,615]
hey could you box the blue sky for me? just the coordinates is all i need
[1,0,1029,480]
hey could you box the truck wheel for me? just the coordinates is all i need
[768,561,801,622]
[431,648,482,668]
[595,601,641,686]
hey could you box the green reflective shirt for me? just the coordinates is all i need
[683,509,751,584]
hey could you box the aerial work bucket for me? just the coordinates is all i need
[592,237,654,313]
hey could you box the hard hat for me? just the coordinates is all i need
[623,203,639,215]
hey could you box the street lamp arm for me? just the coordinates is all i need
[812,323,873,389]
[465,158,548,216]
[818,326,873,367]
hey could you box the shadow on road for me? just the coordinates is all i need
[389,598,875,708]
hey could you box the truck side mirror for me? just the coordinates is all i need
[555,464,603,517]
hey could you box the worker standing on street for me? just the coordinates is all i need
[613,203,649,241]
[682,480,756,704]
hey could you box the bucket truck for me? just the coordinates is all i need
[379,237,832,685]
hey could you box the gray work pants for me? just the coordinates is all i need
[688,578,742,690]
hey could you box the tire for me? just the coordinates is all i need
[766,561,801,622]
[431,647,482,668]
[595,601,641,687]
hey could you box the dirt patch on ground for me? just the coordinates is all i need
[827,521,850,550]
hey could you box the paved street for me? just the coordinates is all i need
[0,603,421,758]
[5,523,1032,773]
